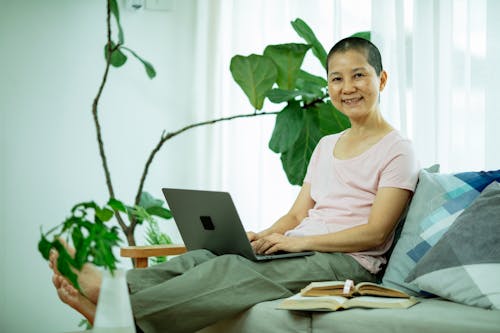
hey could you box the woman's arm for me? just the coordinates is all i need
[256,187,412,254]
[249,183,315,249]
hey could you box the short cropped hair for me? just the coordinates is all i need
[326,37,383,76]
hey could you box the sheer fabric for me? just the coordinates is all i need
[372,0,500,172]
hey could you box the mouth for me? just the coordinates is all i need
[342,97,363,106]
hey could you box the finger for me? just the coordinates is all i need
[264,244,280,255]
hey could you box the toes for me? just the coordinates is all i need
[52,274,61,288]
[61,278,78,295]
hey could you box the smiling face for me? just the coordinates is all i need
[327,49,387,122]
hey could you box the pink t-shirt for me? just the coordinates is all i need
[285,130,419,273]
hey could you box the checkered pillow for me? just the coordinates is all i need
[382,168,500,295]
[405,181,500,309]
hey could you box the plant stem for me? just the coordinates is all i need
[132,111,280,218]
[92,0,129,236]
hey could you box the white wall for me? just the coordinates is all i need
[0,1,199,332]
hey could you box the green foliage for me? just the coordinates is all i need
[39,192,173,289]
[263,43,311,90]
[144,214,173,265]
[230,18,351,185]
[230,54,277,110]
[38,200,122,291]
[291,18,328,69]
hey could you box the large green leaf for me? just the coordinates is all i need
[268,101,303,153]
[296,70,327,89]
[295,70,328,103]
[279,108,323,185]
[316,100,351,135]
[230,54,277,110]
[263,43,311,90]
[291,18,328,69]
[266,88,317,104]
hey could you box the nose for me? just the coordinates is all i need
[342,78,356,93]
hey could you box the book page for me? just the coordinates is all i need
[355,282,409,298]
[345,296,418,309]
[278,294,348,311]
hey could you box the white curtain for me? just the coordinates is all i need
[372,0,500,172]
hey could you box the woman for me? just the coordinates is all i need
[50,37,419,333]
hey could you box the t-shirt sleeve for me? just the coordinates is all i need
[378,139,420,192]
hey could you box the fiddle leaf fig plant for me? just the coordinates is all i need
[230,18,352,185]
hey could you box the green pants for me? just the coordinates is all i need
[127,250,376,333]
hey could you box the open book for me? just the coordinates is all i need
[300,280,410,298]
[278,293,418,312]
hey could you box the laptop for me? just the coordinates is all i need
[162,188,314,261]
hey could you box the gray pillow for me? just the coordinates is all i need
[405,181,500,309]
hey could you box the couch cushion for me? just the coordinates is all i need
[382,168,500,295]
[197,299,311,333]
[405,181,500,309]
[311,297,500,333]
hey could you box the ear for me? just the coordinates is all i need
[379,70,388,91]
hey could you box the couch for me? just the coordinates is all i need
[124,167,500,332]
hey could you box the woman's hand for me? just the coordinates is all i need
[251,233,307,254]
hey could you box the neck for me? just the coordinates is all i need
[347,108,391,137]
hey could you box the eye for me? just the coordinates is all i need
[354,73,365,79]
[330,77,342,83]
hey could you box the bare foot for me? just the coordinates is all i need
[53,273,97,325]
[48,238,102,303]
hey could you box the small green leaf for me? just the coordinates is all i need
[269,101,304,153]
[95,207,114,222]
[263,43,311,90]
[130,205,154,224]
[122,47,156,79]
[291,18,328,69]
[146,206,173,220]
[71,228,84,251]
[104,42,127,67]
[38,233,53,260]
[107,198,127,213]
[230,54,278,110]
